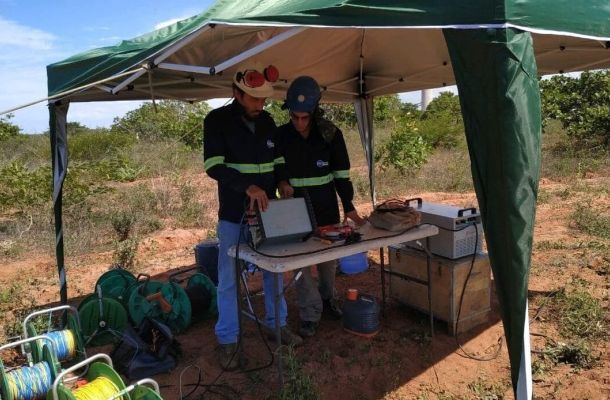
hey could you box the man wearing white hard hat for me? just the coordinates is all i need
[203,62,302,371]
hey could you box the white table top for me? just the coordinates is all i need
[228,223,439,273]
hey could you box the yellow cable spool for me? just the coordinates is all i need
[72,376,123,400]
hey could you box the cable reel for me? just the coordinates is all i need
[78,285,129,346]
[94,269,138,307]
[169,267,218,322]
[128,277,191,333]
[0,335,60,400]
[23,305,86,375]
[50,354,164,400]
[51,353,125,400]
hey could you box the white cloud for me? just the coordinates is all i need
[0,16,57,50]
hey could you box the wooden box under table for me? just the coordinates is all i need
[388,244,491,336]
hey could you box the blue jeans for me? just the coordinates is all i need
[215,220,288,344]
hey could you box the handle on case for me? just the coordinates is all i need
[458,207,477,217]
[404,197,423,208]
[169,266,198,283]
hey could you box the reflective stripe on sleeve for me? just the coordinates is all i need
[274,157,286,165]
[332,170,350,179]
[204,156,225,171]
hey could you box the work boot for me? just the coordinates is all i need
[298,320,319,338]
[323,298,343,320]
[268,326,303,347]
[217,343,240,371]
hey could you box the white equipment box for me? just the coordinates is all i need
[405,198,483,259]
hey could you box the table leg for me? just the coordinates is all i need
[235,257,244,363]
[426,237,434,337]
[379,247,386,317]
[274,272,284,387]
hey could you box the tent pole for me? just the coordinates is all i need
[111,69,147,94]
[157,63,212,75]
[152,25,212,66]
[1,68,143,116]
[213,27,307,73]
[49,101,70,306]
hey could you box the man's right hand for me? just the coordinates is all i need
[246,185,269,212]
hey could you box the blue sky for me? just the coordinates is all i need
[0,0,451,133]
[0,0,215,133]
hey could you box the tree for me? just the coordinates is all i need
[111,100,211,148]
[418,92,465,148]
[540,71,610,146]
[0,113,21,141]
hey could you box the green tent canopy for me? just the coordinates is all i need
[46,1,610,398]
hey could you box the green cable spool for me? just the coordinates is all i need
[131,385,164,400]
[187,273,218,320]
[0,337,60,400]
[55,361,126,400]
[26,313,85,365]
[95,269,137,305]
[161,282,191,333]
[78,294,129,346]
[128,281,165,327]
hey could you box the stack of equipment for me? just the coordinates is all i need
[388,244,491,335]
[404,198,483,259]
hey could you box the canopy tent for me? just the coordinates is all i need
[46,1,610,398]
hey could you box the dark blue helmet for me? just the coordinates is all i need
[284,76,321,113]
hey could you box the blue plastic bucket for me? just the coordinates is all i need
[339,252,368,275]
[194,239,219,285]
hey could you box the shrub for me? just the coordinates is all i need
[0,113,21,141]
[375,120,431,173]
[68,130,135,161]
[111,100,210,148]
[540,71,610,147]
[0,161,51,209]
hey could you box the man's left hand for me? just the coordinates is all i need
[344,210,367,227]
[278,181,294,199]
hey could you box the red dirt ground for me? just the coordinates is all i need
[1,177,609,399]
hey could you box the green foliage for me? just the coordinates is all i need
[278,347,319,400]
[552,288,606,339]
[68,130,135,161]
[111,210,137,241]
[571,201,610,239]
[375,120,431,173]
[540,71,610,146]
[467,376,508,399]
[320,102,357,128]
[0,113,21,141]
[111,100,210,148]
[373,95,403,125]
[113,237,139,272]
[0,161,51,209]
[534,340,598,376]
[111,209,139,271]
[264,99,289,126]
[92,155,144,182]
